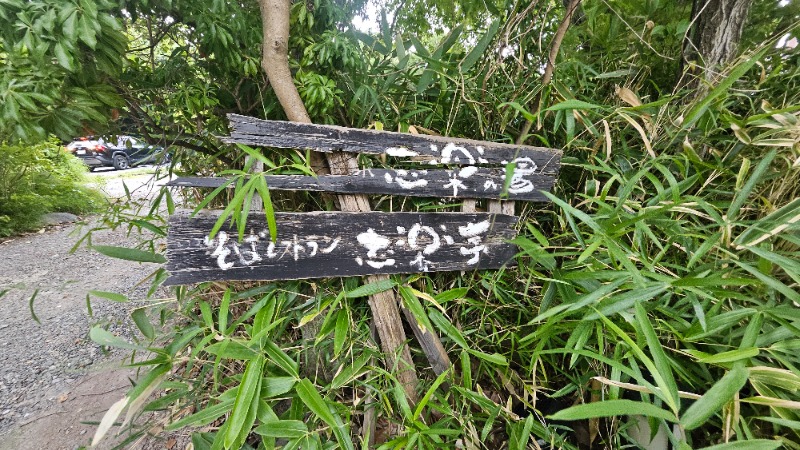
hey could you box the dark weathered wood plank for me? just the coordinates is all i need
[166,211,518,285]
[167,166,555,201]
[223,114,562,172]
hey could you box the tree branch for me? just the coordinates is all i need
[258,0,419,405]
[516,0,582,145]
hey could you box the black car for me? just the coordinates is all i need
[66,135,168,171]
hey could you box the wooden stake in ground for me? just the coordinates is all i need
[258,0,419,404]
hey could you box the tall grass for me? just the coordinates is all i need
[83,37,800,450]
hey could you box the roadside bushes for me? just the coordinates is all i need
[0,139,105,237]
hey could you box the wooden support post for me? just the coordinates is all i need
[248,158,263,212]
[325,152,419,403]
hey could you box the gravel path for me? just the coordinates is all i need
[0,168,174,449]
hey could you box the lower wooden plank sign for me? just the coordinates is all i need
[166,211,518,285]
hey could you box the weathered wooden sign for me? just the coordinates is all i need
[166,212,517,285]
[224,114,562,170]
[165,116,562,285]
[167,165,555,201]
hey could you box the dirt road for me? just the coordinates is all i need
[0,167,174,450]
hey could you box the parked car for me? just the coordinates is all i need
[65,135,168,171]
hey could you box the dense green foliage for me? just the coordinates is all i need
[0,140,105,236]
[3,0,799,448]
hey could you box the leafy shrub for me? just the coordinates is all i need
[0,139,105,237]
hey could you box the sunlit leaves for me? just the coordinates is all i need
[0,0,127,141]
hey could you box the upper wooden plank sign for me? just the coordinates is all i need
[165,116,562,285]
[224,114,562,172]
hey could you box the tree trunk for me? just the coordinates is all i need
[684,0,753,79]
[258,0,419,404]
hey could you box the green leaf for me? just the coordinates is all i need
[434,287,469,303]
[122,363,171,427]
[682,47,769,130]
[345,279,395,298]
[547,400,677,422]
[62,11,77,40]
[333,310,348,356]
[264,341,299,378]
[597,312,679,413]
[461,20,500,72]
[429,310,469,349]
[727,148,777,222]
[130,219,167,237]
[53,41,73,70]
[544,99,602,112]
[680,366,749,430]
[467,350,508,366]
[85,293,93,317]
[224,355,264,449]
[166,399,235,431]
[219,289,231,334]
[499,101,535,122]
[29,289,40,324]
[296,379,354,450]
[78,15,97,48]
[697,348,760,364]
[93,245,166,263]
[413,368,450,420]
[694,440,781,450]
[89,326,143,350]
[89,290,128,302]
[204,340,259,360]
[131,308,155,339]
[330,353,372,389]
[255,420,308,439]
[262,377,296,398]
[254,175,278,243]
[398,285,434,333]
[635,302,679,413]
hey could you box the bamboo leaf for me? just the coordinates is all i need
[398,285,434,333]
[680,366,749,430]
[548,400,677,422]
[695,440,781,450]
[165,399,235,431]
[92,245,166,263]
[296,378,354,450]
[89,326,143,350]
[461,20,500,72]
[131,308,155,339]
[255,420,308,439]
[727,148,777,222]
[28,289,40,324]
[635,302,680,413]
[697,348,760,364]
[89,290,128,303]
[224,355,264,449]
[122,364,170,428]
[345,279,395,298]
[544,99,602,112]
[682,47,769,130]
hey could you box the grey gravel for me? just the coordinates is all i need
[0,167,175,449]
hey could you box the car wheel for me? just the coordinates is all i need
[89,167,96,172]
[113,154,130,170]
